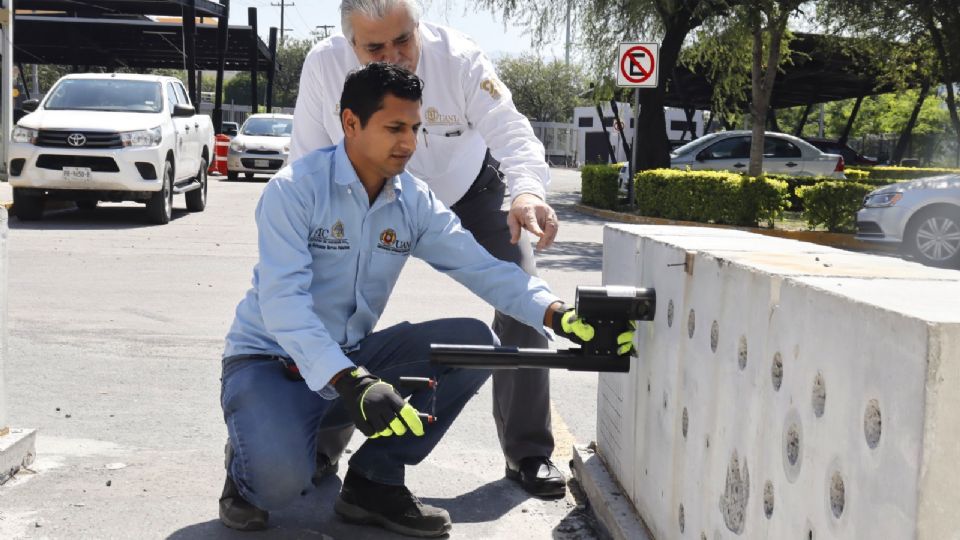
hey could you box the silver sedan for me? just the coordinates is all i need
[856,175,960,268]
[670,130,846,177]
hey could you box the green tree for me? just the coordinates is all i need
[224,73,268,107]
[682,0,803,176]
[472,0,743,170]
[816,0,957,162]
[495,54,587,122]
[273,37,315,108]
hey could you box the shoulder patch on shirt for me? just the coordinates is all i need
[377,228,411,255]
[309,220,351,250]
[480,78,503,100]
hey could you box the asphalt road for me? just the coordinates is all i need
[0,168,613,539]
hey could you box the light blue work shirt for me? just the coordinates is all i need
[224,141,558,395]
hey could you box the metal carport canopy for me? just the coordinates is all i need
[13,15,271,71]
[665,33,901,111]
[15,0,225,18]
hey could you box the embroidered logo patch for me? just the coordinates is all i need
[480,78,503,100]
[425,107,460,125]
[377,228,411,254]
[309,220,350,251]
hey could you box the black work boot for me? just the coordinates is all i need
[311,453,340,485]
[334,468,452,538]
[219,442,269,531]
[505,456,567,499]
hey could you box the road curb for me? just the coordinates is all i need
[571,444,653,540]
[572,204,899,253]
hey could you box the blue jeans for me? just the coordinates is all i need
[220,318,496,511]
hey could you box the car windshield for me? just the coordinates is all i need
[242,118,293,136]
[44,79,163,113]
[671,132,724,156]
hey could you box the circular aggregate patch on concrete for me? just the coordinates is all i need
[864,399,882,449]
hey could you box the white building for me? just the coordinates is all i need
[573,103,704,165]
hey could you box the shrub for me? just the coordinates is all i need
[844,168,870,181]
[634,169,788,227]
[796,181,874,233]
[580,164,620,210]
[857,165,960,181]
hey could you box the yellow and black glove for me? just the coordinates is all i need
[551,303,636,356]
[550,303,595,344]
[617,321,637,356]
[334,367,424,439]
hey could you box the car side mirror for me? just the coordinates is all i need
[172,104,195,118]
[22,99,39,113]
[695,150,708,162]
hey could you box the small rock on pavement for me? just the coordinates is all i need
[106,480,112,487]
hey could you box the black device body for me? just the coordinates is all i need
[431,286,656,373]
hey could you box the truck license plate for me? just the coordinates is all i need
[63,167,92,181]
[254,159,270,168]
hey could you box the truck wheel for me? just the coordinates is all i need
[227,171,238,182]
[76,200,98,211]
[186,158,208,212]
[13,188,44,221]
[146,161,174,225]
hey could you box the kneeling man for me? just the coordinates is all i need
[218,62,603,537]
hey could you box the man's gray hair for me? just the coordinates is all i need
[341,0,422,42]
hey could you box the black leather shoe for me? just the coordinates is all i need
[219,474,269,531]
[505,456,567,499]
[311,453,340,485]
[334,468,452,538]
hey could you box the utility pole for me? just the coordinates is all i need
[315,24,335,39]
[564,0,572,65]
[270,1,294,44]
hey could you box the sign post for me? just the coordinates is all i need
[617,42,659,210]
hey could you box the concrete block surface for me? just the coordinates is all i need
[598,224,960,540]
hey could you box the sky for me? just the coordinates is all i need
[226,0,568,61]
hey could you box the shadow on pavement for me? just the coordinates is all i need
[166,476,421,540]
[551,478,602,539]
[9,205,190,231]
[419,478,529,523]
[536,241,602,272]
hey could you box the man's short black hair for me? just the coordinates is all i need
[340,62,423,127]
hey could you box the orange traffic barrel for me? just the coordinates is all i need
[210,133,230,175]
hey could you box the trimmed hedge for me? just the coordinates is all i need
[634,169,788,227]
[856,165,960,180]
[844,168,870,181]
[796,181,874,233]
[580,164,620,210]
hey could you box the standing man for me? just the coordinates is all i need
[290,0,566,498]
[219,62,604,536]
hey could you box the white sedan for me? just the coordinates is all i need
[227,113,293,181]
[670,130,846,178]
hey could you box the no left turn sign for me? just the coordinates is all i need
[617,42,659,88]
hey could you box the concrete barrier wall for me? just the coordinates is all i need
[598,224,960,540]
[0,207,7,431]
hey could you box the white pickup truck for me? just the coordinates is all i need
[8,73,215,224]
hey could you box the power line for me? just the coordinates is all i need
[270,1,294,44]
[315,24,335,39]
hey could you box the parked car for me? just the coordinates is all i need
[856,175,960,268]
[227,113,293,181]
[616,162,630,196]
[803,137,878,166]
[8,73,214,224]
[670,130,846,178]
[221,121,239,138]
